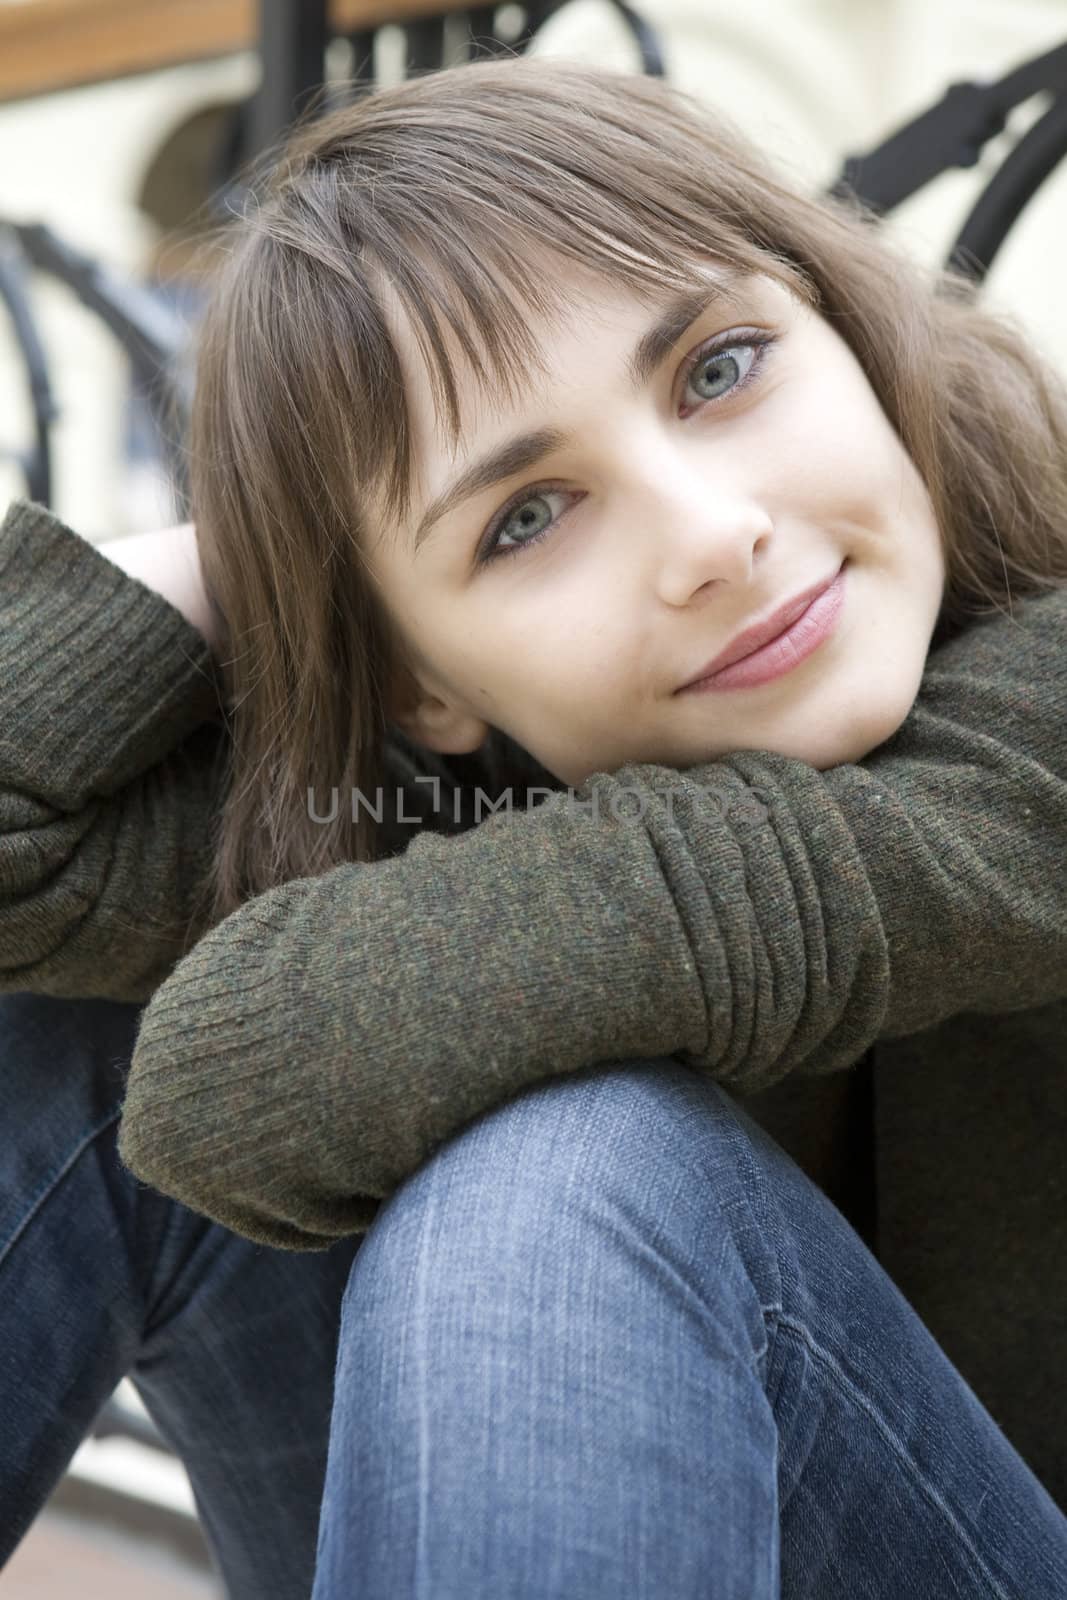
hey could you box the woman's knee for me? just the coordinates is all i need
[404,1057,739,1203]
[343,1057,783,1320]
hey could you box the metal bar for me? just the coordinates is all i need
[0,223,56,507]
[403,15,447,75]
[947,94,1067,282]
[251,0,329,155]
[346,27,377,85]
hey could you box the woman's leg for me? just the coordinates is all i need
[0,990,359,1599]
[313,1058,1067,1600]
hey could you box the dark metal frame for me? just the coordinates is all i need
[828,38,1067,281]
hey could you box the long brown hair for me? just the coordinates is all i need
[185,53,1067,933]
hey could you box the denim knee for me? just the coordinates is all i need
[343,1056,786,1335]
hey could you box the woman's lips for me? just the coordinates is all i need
[678,562,848,693]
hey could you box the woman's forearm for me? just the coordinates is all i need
[96,523,224,656]
[116,585,1067,1247]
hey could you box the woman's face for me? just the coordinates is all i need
[364,263,946,787]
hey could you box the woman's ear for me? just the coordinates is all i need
[386,666,490,756]
[392,699,491,756]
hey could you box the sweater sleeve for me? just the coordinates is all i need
[117,584,1067,1250]
[0,498,480,1002]
[0,498,228,1001]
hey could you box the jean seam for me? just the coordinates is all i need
[0,1107,121,1270]
[768,1310,1011,1600]
[710,1088,787,1376]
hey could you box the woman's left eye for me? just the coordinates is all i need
[682,334,765,410]
[476,329,779,565]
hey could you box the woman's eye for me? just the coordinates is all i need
[684,340,760,407]
[479,488,574,564]
[477,330,777,565]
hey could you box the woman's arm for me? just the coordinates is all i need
[0,500,228,1000]
[117,585,1067,1250]
[0,499,471,1002]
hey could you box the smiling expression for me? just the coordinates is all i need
[365,262,947,787]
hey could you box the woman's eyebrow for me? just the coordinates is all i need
[411,279,743,556]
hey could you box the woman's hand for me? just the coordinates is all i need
[96,522,224,656]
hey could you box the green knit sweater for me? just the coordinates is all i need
[3,497,1066,1253]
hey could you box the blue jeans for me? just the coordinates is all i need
[4,997,1066,1598]
[313,1058,1067,1599]
[0,990,361,1597]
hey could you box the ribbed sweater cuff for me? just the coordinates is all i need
[0,498,224,805]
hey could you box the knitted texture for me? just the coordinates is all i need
[0,499,226,998]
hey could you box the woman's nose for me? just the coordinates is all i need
[640,481,776,607]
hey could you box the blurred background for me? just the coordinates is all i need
[2,0,1066,1592]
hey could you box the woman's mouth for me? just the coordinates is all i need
[677,561,848,693]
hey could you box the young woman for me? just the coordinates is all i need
[4,54,1067,1598]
